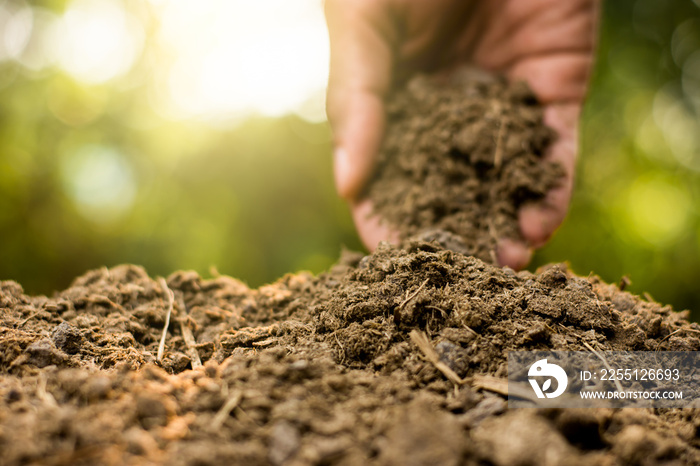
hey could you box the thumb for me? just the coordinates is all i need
[325,0,395,200]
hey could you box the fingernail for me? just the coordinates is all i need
[333,147,350,198]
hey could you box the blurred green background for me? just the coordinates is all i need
[0,0,698,321]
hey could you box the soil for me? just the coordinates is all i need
[2,236,699,465]
[366,68,563,263]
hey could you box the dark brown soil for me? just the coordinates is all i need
[2,237,699,465]
[367,68,563,262]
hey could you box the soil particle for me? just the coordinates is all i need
[51,321,84,354]
[472,410,590,466]
[269,420,301,466]
[1,239,699,465]
[377,398,468,466]
[459,395,506,428]
[366,68,563,262]
[612,424,685,466]
[25,338,68,368]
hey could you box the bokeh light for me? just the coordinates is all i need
[15,7,58,71]
[54,0,144,84]
[652,85,700,171]
[1,0,32,61]
[623,176,692,246]
[59,145,136,224]
[671,18,700,68]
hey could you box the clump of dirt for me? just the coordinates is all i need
[1,238,699,465]
[366,68,563,262]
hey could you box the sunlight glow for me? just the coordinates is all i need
[6,0,330,121]
[155,0,329,121]
[55,0,143,84]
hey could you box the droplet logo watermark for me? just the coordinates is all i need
[510,351,699,408]
[528,358,568,399]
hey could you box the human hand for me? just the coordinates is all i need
[325,0,598,269]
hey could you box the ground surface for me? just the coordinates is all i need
[367,68,563,263]
[1,237,699,466]
[2,68,699,466]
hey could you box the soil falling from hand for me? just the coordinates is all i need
[367,68,563,261]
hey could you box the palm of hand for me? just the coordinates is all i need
[326,0,597,268]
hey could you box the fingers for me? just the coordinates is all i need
[325,0,396,200]
[473,0,597,74]
[507,53,592,104]
[497,238,533,270]
[519,103,580,247]
[349,103,578,257]
[477,0,597,252]
[325,0,594,256]
[508,54,586,247]
[331,97,384,200]
[350,198,400,251]
[351,192,540,268]
[505,36,592,248]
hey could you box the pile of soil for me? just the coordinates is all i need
[366,68,563,263]
[2,237,699,465]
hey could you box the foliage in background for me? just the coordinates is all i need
[0,0,698,321]
[1,0,359,292]
[534,0,700,321]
